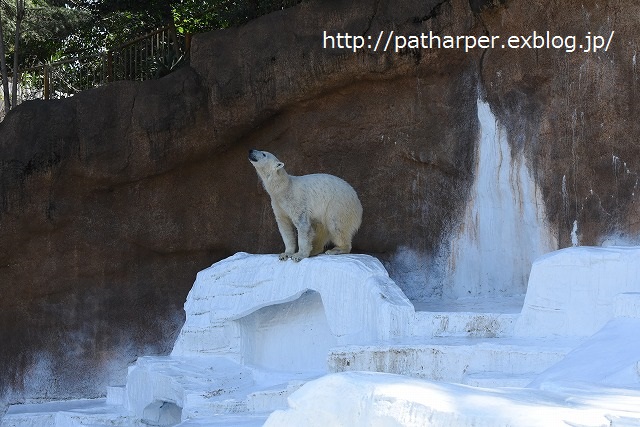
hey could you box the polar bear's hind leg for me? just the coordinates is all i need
[325,221,353,255]
[310,223,330,256]
[325,234,352,255]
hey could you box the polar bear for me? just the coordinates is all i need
[248,149,363,262]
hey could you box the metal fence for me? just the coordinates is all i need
[1,25,190,118]
[19,54,108,100]
[108,25,189,83]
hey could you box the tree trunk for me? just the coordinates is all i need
[11,0,24,109]
[0,6,11,112]
[158,0,181,58]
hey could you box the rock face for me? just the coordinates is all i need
[1,0,639,406]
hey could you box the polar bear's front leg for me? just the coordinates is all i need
[273,204,297,261]
[291,216,313,262]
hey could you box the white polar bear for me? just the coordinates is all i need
[249,149,363,262]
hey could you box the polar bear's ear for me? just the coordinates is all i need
[275,162,285,170]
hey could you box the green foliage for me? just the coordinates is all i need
[174,0,306,33]
[172,0,223,34]
[2,0,306,71]
[214,0,305,28]
[87,0,306,42]
[1,0,93,68]
[0,0,306,110]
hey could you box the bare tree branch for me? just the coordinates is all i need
[11,0,24,108]
[0,4,12,112]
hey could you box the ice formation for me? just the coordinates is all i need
[441,99,557,298]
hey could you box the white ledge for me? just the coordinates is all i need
[171,252,415,368]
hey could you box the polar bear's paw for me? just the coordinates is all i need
[289,252,309,262]
[325,246,350,255]
[278,252,292,261]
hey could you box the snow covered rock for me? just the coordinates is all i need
[529,317,640,389]
[264,371,640,427]
[125,356,254,424]
[515,246,640,337]
[171,252,415,371]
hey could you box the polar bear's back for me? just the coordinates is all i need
[290,173,362,230]
[292,173,359,204]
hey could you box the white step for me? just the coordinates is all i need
[412,296,523,338]
[2,411,54,427]
[105,387,125,407]
[2,359,316,427]
[175,414,268,426]
[412,295,524,314]
[126,356,255,423]
[413,311,518,338]
[178,380,308,425]
[1,399,138,427]
[328,337,582,384]
[246,380,306,413]
[182,394,248,420]
[462,372,534,388]
[54,406,140,427]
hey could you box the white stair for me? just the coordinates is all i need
[2,354,315,427]
[1,399,139,427]
[328,336,582,387]
[413,311,518,338]
[246,380,306,413]
[8,250,639,425]
[462,372,534,388]
[342,296,552,387]
[412,295,522,338]
[2,300,553,425]
[2,302,569,425]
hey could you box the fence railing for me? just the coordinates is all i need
[107,25,190,83]
[1,25,191,115]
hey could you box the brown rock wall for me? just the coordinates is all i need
[480,0,640,246]
[1,0,639,405]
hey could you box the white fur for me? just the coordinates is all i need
[249,149,363,262]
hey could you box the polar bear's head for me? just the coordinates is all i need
[248,149,286,186]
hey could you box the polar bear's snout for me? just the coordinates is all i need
[248,149,263,162]
[248,150,283,170]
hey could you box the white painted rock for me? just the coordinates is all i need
[264,371,638,427]
[171,253,414,371]
[515,246,640,337]
[529,317,640,389]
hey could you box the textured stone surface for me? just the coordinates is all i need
[0,70,214,405]
[170,253,414,364]
[1,0,640,406]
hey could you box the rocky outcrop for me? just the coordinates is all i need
[1,0,639,406]
[170,253,414,364]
